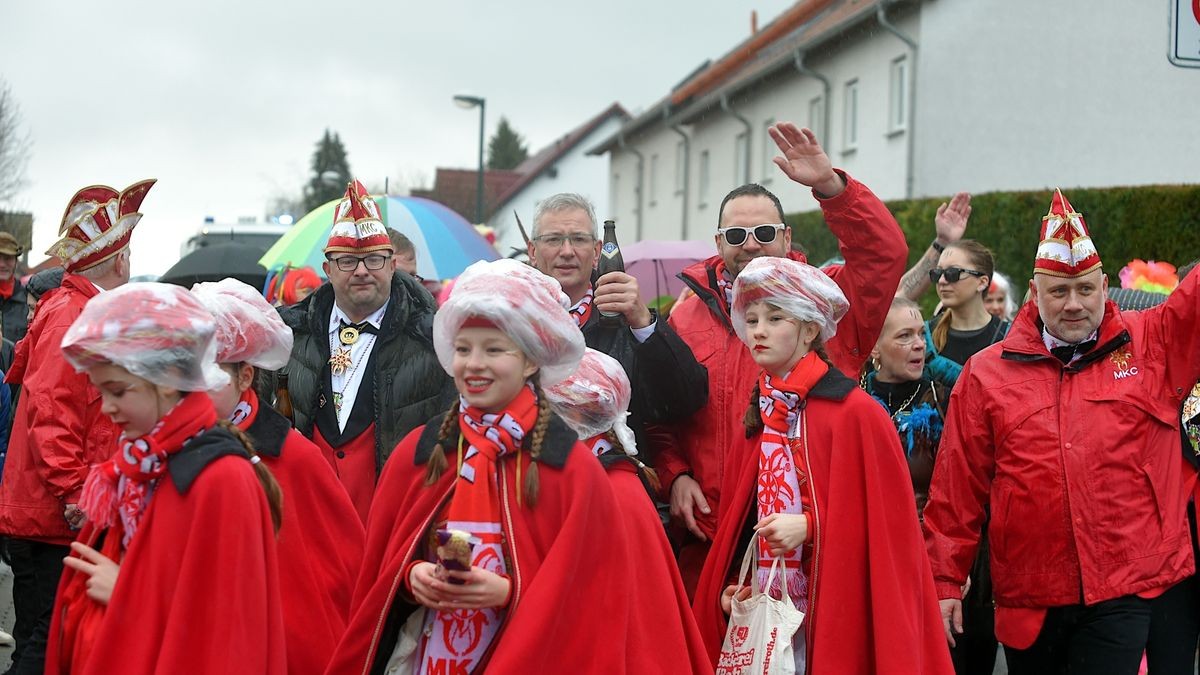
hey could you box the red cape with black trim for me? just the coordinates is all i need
[326,418,660,674]
[693,382,953,675]
[46,453,285,675]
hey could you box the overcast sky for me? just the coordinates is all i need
[1,0,795,275]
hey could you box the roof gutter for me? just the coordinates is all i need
[671,0,834,105]
[792,50,832,149]
[721,93,752,186]
[876,0,918,199]
[616,131,645,240]
[666,109,691,239]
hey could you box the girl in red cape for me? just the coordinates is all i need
[692,257,953,675]
[193,278,365,675]
[45,282,286,675]
[546,347,713,674]
[325,259,638,675]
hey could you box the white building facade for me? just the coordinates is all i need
[592,0,1200,243]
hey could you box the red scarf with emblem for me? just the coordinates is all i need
[568,289,594,328]
[418,385,537,672]
[79,392,217,549]
[756,351,827,609]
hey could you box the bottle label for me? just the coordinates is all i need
[601,242,620,259]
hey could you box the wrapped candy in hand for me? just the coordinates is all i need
[436,529,479,584]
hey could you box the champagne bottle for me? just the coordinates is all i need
[275,372,296,425]
[597,219,625,325]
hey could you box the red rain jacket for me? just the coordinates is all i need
[924,278,1200,616]
[657,173,907,572]
[0,274,117,543]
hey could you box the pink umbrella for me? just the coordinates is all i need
[621,239,715,301]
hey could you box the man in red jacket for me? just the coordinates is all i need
[0,180,153,675]
[923,190,1200,675]
[656,122,908,592]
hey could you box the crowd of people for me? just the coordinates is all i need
[0,119,1193,675]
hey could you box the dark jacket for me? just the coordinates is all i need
[0,280,28,345]
[581,309,707,431]
[279,273,454,473]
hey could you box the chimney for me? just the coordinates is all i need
[751,9,759,34]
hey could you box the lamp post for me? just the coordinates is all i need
[453,94,486,224]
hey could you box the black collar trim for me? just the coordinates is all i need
[167,427,251,494]
[245,405,291,459]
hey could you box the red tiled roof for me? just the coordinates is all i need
[410,168,523,223]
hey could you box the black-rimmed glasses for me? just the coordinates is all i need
[327,254,392,272]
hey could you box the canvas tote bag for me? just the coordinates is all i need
[716,534,806,675]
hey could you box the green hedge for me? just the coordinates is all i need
[787,184,1200,307]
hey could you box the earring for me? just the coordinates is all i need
[871,357,881,371]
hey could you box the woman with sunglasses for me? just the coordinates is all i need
[924,239,1005,675]
[927,240,1010,371]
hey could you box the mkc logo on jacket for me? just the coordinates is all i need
[1110,348,1139,380]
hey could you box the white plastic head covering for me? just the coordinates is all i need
[191,278,294,370]
[545,348,637,454]
[61,282,229,391]
[434,259,585,387]
[731,256,849,345]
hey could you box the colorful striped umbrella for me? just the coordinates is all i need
[259,196,499,280]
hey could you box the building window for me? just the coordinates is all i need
[809,96,824,145]
[649,154,659,206]
[889,56,908,134]
[761,117,776,182]
[843,79,859,151]
[674,141,687,194]
[698,150,710,208]
[734,133,750,185]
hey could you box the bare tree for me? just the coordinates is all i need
[0,79,32,204]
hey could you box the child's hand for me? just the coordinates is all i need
[63,542,120,605]
[720,584,752,615]
[439,567,511,609]
[755,513,809,556]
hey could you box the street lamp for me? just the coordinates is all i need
[453,94,486,224]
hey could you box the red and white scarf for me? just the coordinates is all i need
[79,392,217,549]
[584,435,613,457]
[756,352,827,610]
[568,289,594,328]
[419,385,537,673]
[230,387,256,427]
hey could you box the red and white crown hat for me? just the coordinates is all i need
[324,179,392,255]
[1034,189,1102,278]
[47,179,156,273]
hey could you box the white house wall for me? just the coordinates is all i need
[915,0,1200,197]
[488,115,626,256]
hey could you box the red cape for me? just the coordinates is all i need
[604,458,713,674]
[47,431,286,675]
[693,372,953,675]
[247,402,365,675]
[326,413,680,674]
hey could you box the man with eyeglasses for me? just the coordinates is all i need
[656,122,908,593]
[280,180,452,523]
[525,193,708,455]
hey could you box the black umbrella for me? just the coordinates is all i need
[159,243,268,291]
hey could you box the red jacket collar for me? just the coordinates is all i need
[1002,299,1129,364]
[61,272,103,300]
[678,250,811,326]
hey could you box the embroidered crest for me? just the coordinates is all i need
[1109,348,1132,371]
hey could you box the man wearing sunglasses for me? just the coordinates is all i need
[280,180,452,523]
[654,122,908,592]
[923,191,1200,674]
[524,193,708,454]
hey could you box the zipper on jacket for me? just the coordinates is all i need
[361,483,455,675]
[800,412,821,666]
